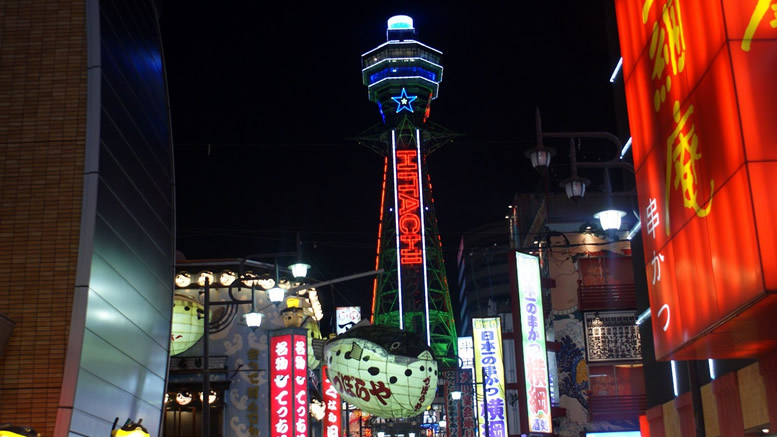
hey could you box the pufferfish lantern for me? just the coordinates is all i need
[322,323,438,418]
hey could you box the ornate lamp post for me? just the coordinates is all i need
[528,108,635,232]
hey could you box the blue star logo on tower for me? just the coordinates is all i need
[392,88,417,113]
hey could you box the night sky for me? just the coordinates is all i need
[159,1,621,329]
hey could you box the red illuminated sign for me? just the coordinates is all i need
[443,370,460,437]
[322,366,342,437]
[395,149,423,265]
[616,0,777,360]
[270,330,308,437]
[443,368,476,437]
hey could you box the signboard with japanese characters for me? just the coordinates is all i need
[457,336,475,370]
[443,370,460,437]
[443,367,476,437]
[472,318,509,437]
[615,0,777,360]
[515,253,552,434]
[270,329,308,437]
[335,307,361,335]
[322,366,342,437]
[458,368,476,437]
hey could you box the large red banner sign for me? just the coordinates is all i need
[270,330,308,437]
[615,0,777,360]
[322,366,342,437]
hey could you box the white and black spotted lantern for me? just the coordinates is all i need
[323,324,438,418]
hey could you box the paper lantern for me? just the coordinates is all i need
[170,295,207,356]
[323,324,438,418]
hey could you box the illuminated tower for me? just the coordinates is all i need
[360,15,457,365]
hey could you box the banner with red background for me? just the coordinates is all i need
[615,0,777,360]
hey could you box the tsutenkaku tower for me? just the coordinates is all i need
[360,15,457,365]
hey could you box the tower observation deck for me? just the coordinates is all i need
[360,15,457,366]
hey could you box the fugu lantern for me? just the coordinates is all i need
[323,324,438,418]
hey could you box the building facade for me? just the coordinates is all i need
[456,190,646,436]
[0,1,176,436]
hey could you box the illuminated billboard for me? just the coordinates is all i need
[322,366,342,437]
[472,318,508,437]
[515,253,552,433]
[335,306,361,334]
[443,370,460,437]
[443,367,476,437]
[458,336,475,369]
[270,329,308,437]
[391,129,431,342]
[615,0,777,360]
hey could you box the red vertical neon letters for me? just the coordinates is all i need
[396,150,423,265]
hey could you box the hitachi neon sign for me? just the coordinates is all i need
[391,128,431,339]
[395,149,422,265]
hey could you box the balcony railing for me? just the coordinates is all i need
[589,394,647,422]
[578,281,636,310]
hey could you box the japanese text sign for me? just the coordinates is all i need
[335,307,361,335]
[472,318,509,437]
[516,253,552,433]
[458,368,476,437]
[443,370,460,437]
[444,368,476,437]
[270,330,308,437]
[458,336,475,370]
[616,0,777,359]
[322,366,342,437]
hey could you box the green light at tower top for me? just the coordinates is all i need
[361,15,443,126]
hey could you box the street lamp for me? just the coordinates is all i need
[289,262,311,279]
[525,110,556,172]
[594,209,627,231]
[529,108,634,228]
[266,262,287,304]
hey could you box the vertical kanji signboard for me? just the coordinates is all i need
[615,0,777,360]
[270,329,308,437]
[472,318,508,437]
[322,366,342,437]
[515,253,552,433]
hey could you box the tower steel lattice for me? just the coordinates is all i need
[358,16,457,366]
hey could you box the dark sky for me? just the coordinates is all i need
[159,1,622,328]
